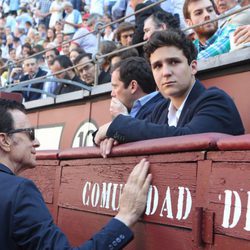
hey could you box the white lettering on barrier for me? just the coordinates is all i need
[176,187,192,220]
[145,185,159,215]
[220,190,250,231]
[82,182,192,221]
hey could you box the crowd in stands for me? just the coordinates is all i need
[0,0,249,102]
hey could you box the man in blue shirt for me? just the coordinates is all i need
[110,57,163,120]
[0,98,152,249]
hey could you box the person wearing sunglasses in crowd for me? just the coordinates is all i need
[0,98,152,249]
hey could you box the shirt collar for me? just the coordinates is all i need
[167,82,195,127]
[0,163,14,175]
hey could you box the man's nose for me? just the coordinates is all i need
[162,64,172,76]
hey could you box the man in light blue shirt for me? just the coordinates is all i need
[110,57,163,120]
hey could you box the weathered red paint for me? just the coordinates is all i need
[19,133,250,249]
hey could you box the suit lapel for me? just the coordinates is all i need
[177,80,206,127]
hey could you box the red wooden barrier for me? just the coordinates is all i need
[19,133,250,249]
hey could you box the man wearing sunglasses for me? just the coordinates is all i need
[0,98,151,249]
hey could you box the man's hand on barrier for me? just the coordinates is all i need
[100,138,119,158]
[115,158,152,228]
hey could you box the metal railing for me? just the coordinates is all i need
[0,2,249,100]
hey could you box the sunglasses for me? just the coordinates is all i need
[7,128,35,141]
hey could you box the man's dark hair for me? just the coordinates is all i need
[108,47,139,63]
[112,57,156,94]
[115,22,135,42]
[0,99,26,133]
[73,52,93,65]
[52,55,73,69]
[147,10,180,30]
[22,42,32,50]
[183,0,216,19]
[144,30,198,64]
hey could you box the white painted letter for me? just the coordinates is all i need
[176,187,192,220]
[160,187,173,219]
[100,182,112,209]
[145,185,159,215]
[112,183,123,211]
[244,191,250,231]
[222,190,241,228]
[82,181,91,206]
[91,183,100,207]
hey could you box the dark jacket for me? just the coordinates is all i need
[135,92,164,120]
[0,163,133,249]
[21,68,48,102]
[106,80,245,143]
[54,75,84,95]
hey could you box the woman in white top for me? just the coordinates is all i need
[49,0,64,28]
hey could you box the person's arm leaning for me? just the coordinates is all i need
[234,25,250,46]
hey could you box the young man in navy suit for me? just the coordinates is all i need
[110,57,163,120]
[94,29,244,158]
[0,99,152,249]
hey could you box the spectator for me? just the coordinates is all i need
[61,38,71,57]
[69,47,85,63]
[21,42,32,58]
[240,0,250,6]
[99,40,117,72]
[70,14,100,54]
[74,52,111,86]
[143,10,180,41]
[50,55,84,95]
[110,57,163,120]
[42,46,60,98]
[183,0,237,59]
[49,0,64,28]
[108,46,139,67]
[0,98,151,249]
[61,1,82,35]
[88,0,105,15]
[115,22,135,46]
[20,56,48,102]
[214,0,250,27]
[130,0,162,54]
[45,28,56,43]
[112,0,135,23]
[34,0,51,29]
[13,37,22,59]
[93,30,244,157]
[54,32,64,52]
[16,7,33,30]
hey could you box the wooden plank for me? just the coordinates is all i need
[58,207,193,250]
[207,151,250,162]
[206,162,250,240]
[58,157,197,229]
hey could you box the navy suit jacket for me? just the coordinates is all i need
[20,68,48,102]
[106,80,245,143]
[135,92,164,120]
[0,164,133,250]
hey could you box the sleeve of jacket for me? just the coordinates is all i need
[12,179,133,250]
[106,88,244,143]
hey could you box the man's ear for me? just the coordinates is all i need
[190,60,198,75]
[130,80,138,94]
[0,133,11,152]
[185,18,193,27]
